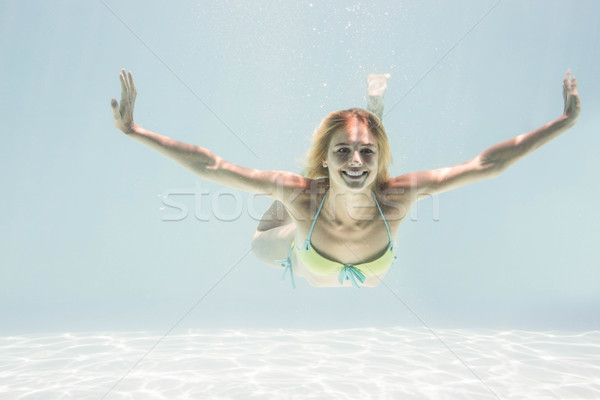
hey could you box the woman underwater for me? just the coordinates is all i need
[111,70,580,289]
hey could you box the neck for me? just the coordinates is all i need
[323,185,378,224]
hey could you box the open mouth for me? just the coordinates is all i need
[343,170,367,179]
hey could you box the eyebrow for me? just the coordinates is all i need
[333,142,376,147]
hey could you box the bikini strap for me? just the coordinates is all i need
[304,189,329,250]
[305,190,392,251]
[371,191,394,248]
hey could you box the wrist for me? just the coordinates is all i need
[125,123,143,135]
[560,113,579,126]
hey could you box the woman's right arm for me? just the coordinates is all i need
[110,70,306,199]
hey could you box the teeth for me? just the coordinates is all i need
[345,171,365,177]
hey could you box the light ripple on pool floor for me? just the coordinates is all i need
[1,327,599,399]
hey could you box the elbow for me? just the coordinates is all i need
[487,161,507,178]
[193,154,221,178]
[477,155,508,179]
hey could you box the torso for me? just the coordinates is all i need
[284,179,414,287]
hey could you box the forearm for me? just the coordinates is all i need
[480,114,578,170]
[110,70,299,196]
[128,124,220,177]
[125,124,306,197]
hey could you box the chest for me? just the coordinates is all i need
[298,212,398,265]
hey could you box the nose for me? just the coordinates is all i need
[349,150,362,166]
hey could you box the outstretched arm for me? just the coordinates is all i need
[110,70,307,199]
[390,70,581,197]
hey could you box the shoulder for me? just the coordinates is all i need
[281,177,329,221]
[380,173,421,199]
[375,174,424,221]
[383,170,448,197]
[384,172,428,190]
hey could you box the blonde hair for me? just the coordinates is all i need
[304,108,393,190]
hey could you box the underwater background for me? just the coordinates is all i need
[1,1,599,398]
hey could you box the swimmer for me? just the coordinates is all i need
[111,70,580,288]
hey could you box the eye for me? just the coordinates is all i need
[337,147,350,153]
[361,148,375,154]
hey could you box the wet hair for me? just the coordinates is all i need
[304,108,393,190]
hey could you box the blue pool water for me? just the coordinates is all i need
[0,1,598,398]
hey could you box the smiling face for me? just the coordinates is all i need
[325,120,379,192]
[305,108,392,192]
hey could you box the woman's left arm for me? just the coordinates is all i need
[392,70,581,197]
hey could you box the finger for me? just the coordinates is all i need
[111,98,121,120]
[128,71,137,100]
[121,69,128,89]
[563,70,571,89]
[127,70,133,86]
[120,71,129,103]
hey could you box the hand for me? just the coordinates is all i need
[111,69,138,134]
[563,69,581,121]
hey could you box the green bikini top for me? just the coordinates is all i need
[279,189,396,288]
